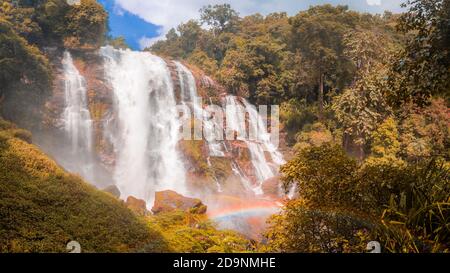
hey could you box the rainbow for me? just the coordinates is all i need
[208,201,283,221]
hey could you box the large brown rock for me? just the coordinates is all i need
[126,196,148,216]
[151,190,207,214]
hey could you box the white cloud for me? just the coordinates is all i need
[114,0,403,48]
[366,0,381,6]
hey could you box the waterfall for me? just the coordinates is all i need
[61,51,94,181]
[100,47,185,203]
[225,96,285,194]
[58,48,283,203]
[174,61,225,157]
[171,62,284,195]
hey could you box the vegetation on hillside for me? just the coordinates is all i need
[0,0,108,127]
[0,118,157,252]
[151,0,449,253]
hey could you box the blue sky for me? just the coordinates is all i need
[99,0,405,50]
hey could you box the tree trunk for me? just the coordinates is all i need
[358,144,365,162]
[318,72,324,120]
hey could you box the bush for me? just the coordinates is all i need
[281,144,359,208]
[264,199,372,253]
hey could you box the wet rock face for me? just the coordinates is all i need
[126,196,148,216]
[151,190,207,215]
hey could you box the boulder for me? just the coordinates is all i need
[102,185,121,198]
[151,190,207,214]
[126,196,148,216]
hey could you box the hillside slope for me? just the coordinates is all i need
[0,118,252,253]
[0,118,162,252]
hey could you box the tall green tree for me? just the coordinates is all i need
[200,4,239,36]
[387,0,450,107]
[289,5,357,119]
[333,27,395,160]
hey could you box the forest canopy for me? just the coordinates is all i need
[0,0,448,253]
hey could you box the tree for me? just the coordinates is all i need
[177,20,203,56]
[216,47,252,97]
[293,122,334,152]
[150,28,184,58]
[216,35,290,103]
[65,0,107,49]
[281,144,359,208]
[200,4,239,36]
[35,0,70,42]
[365,117,404,167]
[398,98,450,161]
[333,27,394,160]
[0,0,42,42]
[387,0,450,107]
[289,5,357,119]
[333,64,391,160]
[264,199,371,253]
[107,36,130,50]
[0,19,50,98]
[187,49,218,75]
[343,29,392,76]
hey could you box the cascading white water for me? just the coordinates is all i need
[100,46,185,203]
[59,48,283,202]
[171,62,284,194]
[174,61,225,157]
[61,51,94,181]
[241,99,285,167]
[226,96,285,194]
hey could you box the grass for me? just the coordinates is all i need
[0,118,251,253]
[0,118,160,252]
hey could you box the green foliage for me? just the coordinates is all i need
[264,199,371,253]
[35,0,70,42]
[281,145,358,208]
[271,142,450,253]
[200,4,239,35]
[376,160,450,252]
[365,117,404,167]
[387,0,450,107]
[293,122,335,152]
[0,19,51,96]
[65,0,108,49]
[398,98,450,161]
[179,140,210,176]
[333,64,392,159]
[0,0,42,41]
[0,121,159,252]
[142,211,251,253]
[186,49,218,75]
[279,99,317,144]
